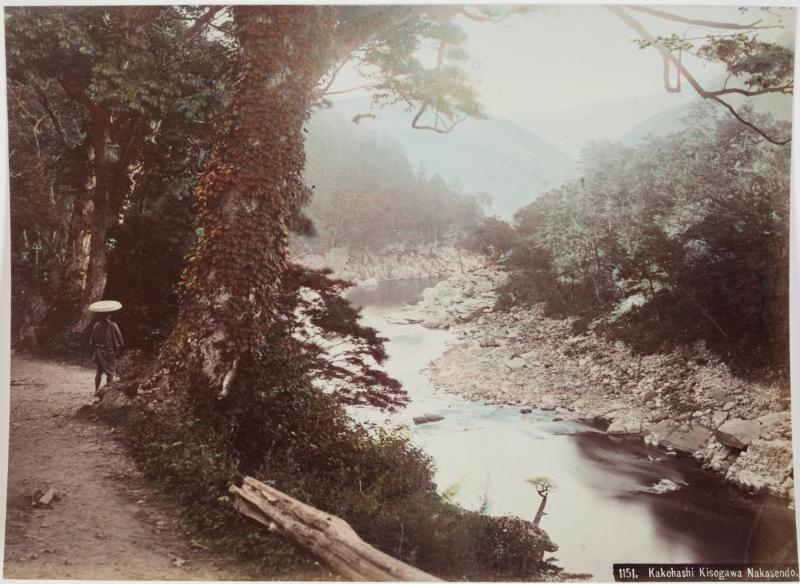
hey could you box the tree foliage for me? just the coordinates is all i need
[502,104,790,373]
[459,217,517,268]
[302,110,485,252]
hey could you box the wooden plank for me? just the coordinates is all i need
[230,476,441,581]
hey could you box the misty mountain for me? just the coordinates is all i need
[623,93,793,146]
[504,91,697,158]
[319,97,577,219]
[622,102,694,145]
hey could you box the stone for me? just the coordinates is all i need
[422,313,449,329]
[520,408,532,414]
[716,419,760,450]
[540,395,557,411]
[722,401,736,411]
[505,357,526,371]
[711,411,728,428]
[651,422,712,454]
[478,333,499,348]
[757,411,791,428]
[38,488,56,506]
[651,411,669,423]
[641,390,658,403]
[413,414,445,425]
[725,439,793,497]
[607,417,642,435]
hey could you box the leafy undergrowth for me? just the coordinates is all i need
[91,341,572,581]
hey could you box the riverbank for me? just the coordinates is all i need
[388,269,795,502]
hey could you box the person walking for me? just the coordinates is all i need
[88,301,124,396]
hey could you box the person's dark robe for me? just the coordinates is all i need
[90,319,124,376]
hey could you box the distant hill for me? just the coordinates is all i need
[622,102,694,145]
[622,93,793,146]
[504,91,697,157]
[319,97,577,219]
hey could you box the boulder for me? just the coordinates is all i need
[722,401,736,411]
[540,395,557,410]
[413,414,445,425]
[651,411,669,423]
[641,390,658,403]
[711,410,728,428]
[505,357,526,371]
[520,408,532,415]
[715,418,760,450]
[607,417,642,435]
[422,313,450,329]
[725,439,794,497]
[651,422,712,454]
[478,334,499,348]
[482,516,557,570]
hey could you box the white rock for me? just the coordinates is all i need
[715,418,761,450]
[607,417,642,435]
[540,395,558,410]
[505,357,526,371]
[711,411,728,428]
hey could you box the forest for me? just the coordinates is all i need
[4,3,796,582]
[497,103,791,375]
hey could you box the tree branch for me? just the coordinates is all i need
[28,76,69,148]
[625,5,782,31]
[411,102,465,133]
[458,8,514,23]
[608,6,791,146]
[711,95,791,145]
[181,6,224,41]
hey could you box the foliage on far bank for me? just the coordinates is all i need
[499,105,790,375]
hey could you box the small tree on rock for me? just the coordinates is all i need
[527,476,556,527]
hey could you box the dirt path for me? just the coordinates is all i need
[3,355,248,580]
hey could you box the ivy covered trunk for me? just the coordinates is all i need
[162,6,336,395]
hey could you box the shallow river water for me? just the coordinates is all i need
[346,279,797,580]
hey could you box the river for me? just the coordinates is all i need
[346,278,797,580]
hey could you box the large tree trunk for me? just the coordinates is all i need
[59,141,94,307]
[160,6,336,396]
[70,108,112,333]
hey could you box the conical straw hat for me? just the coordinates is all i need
[88,300,122,313]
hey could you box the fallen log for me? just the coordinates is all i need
[230,476,440,581]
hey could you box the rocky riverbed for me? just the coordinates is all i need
[299,245,481,286]
[388,268,795,501]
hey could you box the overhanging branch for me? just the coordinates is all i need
[625,5,782,31]
[608,5,791,145]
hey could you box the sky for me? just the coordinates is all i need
[330,5,795,117]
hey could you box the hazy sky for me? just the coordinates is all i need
[331,5,795,117]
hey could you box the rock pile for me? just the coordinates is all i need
[386,269,507,328]
[300,245,481,286]
[404,268,794,500]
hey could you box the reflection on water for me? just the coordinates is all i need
[346,279,797,580]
